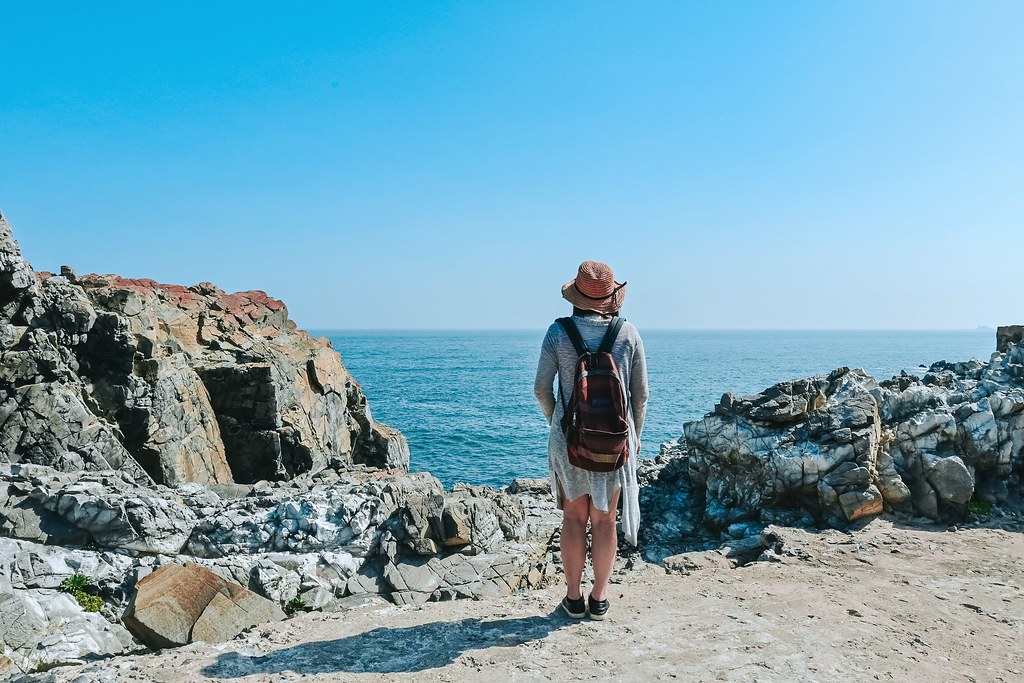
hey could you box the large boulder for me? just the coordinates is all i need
[121,562,284,649]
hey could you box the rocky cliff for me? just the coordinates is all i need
[0,211,407,486]
[0,212,561,678]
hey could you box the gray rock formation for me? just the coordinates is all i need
[686,367,884,528]
[681,340,1024,529]
[0,210,407,488]
[0,223,151,483]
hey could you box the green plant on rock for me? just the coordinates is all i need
[75,593,105,612]
[968,500,993,516]
[59,573,90,594]
[284,596,308,616]
[58,572,104,612]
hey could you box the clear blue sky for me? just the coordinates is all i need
[2,2,1021,330]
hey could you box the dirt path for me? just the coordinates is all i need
[31,518,1024,683]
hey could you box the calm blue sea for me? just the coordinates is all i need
[313,329,996,489]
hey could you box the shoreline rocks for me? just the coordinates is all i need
[686,367,885,529]
[674,335,1024,541]
[1,210,407,488]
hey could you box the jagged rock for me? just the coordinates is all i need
[679,339,1024,529]
[185,472,441,558]
[249,557,303,604]
[0,211,406,489]
[0,211,37,322]
[384,558,441,595]
[434,553,529,600]
[875,449,911,506]
[3,466,198,555]
[0,376,151,485]
[77,273,407,482]
[636,454,714,563]
[128,355,233,485]
[0,538,134,596]
[391,484,521,557]
[345,563,388,596]
[365,423,411,471]
[379,551,534,605]
[121,562,284,649]
[686,367,882,527]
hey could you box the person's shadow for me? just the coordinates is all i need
[200,611,569,677]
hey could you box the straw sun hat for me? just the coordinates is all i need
[561,261,627,314]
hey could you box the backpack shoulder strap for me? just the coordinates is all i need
[556,317,589,356]
[597,316,624,354]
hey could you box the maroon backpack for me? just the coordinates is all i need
[557,316,631,472]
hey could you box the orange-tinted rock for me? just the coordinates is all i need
[76,266,408,481]
[122,562,284,649]
[2,212,407,488]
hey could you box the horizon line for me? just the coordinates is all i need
[306,326,999,333]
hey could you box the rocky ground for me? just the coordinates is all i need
[18,511,1024,683]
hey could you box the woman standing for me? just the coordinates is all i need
[534,261,648,620]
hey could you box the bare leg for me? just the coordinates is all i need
[588,488,621,602]
[560,488,591,601]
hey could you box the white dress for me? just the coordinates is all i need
[533,313,649,546]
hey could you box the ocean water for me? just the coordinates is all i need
[314,329,996,489]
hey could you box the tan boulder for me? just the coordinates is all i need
[122,562,284,650]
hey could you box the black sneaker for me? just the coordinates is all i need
[561,595,586,619]
[588,595,610,621]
